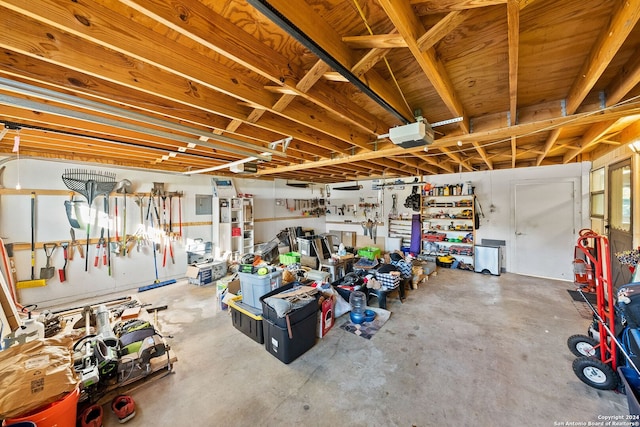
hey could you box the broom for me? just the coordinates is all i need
[138,190,175,292]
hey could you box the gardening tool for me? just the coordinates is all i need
[64,192,82,229]
[40,243,57,280]
[94,228,107,268]
[62,169,117,271]
[144,194,175,290]
[115,179,132,255]
[59,242,69,282]
[69,227,85,261]
[17,192,46,289]
[104,196,111,275]
[177,191,183,238]
[114,197,119,243]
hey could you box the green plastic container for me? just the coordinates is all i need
[280,252,301,265]
[358,246,381,260]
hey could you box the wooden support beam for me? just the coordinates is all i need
[537,0,640,164]
[378,0,470,134]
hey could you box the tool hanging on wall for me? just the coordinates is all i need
[40,243,57,280]
[143,193,176,291]
[69,227,85,261]
[115,180,132,256]
[94,228,107,269]
[17,192,46,289]
[58,242,69,282]
[175,191,182,239]
[114,197,119,244]
[104,196,112,275]
[64,192,82,229]
[61,169,117,271]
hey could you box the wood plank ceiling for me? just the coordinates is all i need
[0,0,639,184]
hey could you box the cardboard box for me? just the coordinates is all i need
[186,263,213,286]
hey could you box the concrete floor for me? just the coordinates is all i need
[87,268,628,426]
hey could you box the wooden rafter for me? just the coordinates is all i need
[250,0,414,121]
[536,0,640,165]
[507,0,519,126]
[377,0,470,133]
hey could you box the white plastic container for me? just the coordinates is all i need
[16,317,45,342]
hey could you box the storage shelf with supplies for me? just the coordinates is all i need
[421,194,476,267]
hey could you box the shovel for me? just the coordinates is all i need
[40,243,57,280]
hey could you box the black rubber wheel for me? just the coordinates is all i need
[567,334,600,358]
[572,356,619,390]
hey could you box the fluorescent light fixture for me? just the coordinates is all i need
[169,152,177,157]
[629,139,640,153]
[178,147,187,152]
[187,142,197,148]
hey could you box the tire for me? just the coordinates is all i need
[567,334,600,358]
[572,356,619,390]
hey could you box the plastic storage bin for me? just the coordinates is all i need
[358,246,381,260]
[228,296,264,344]
[280,252,301,265]
[238,270,283,309]
[260,282,319,328]
[263,310,317,364]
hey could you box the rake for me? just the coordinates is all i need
[62,169,117,271]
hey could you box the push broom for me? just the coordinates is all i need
[138,188,175,292]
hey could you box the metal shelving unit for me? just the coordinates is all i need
[421,194,475,263]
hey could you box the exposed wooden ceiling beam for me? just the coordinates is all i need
[117,0,388,148]
[0,0,384,158]
[410,0,506,15]
[377,0,470,133]
[561,34,640,164]
[607,53,640,106]
[248,0,414,122]
[440,146,473,171]
[472,141,494,170]
[536,0,640,165]
[258,99,640,176]
[507,0,519,126]
[342,34,407,49]
[416,10,471,52]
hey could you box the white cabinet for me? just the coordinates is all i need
[213,197,254,256]
[421,195,475,262]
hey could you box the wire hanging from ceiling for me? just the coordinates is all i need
[351,0,413,119]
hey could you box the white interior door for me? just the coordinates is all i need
[513,179,577,280]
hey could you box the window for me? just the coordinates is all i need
[590,167,605,218]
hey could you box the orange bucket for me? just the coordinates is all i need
[3,387,80,427]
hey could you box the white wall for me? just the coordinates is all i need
[235,178,326,244]
[0,160,329,308]
[0,157,215,307]
[323,163,591,279]
[0,154,591,308]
